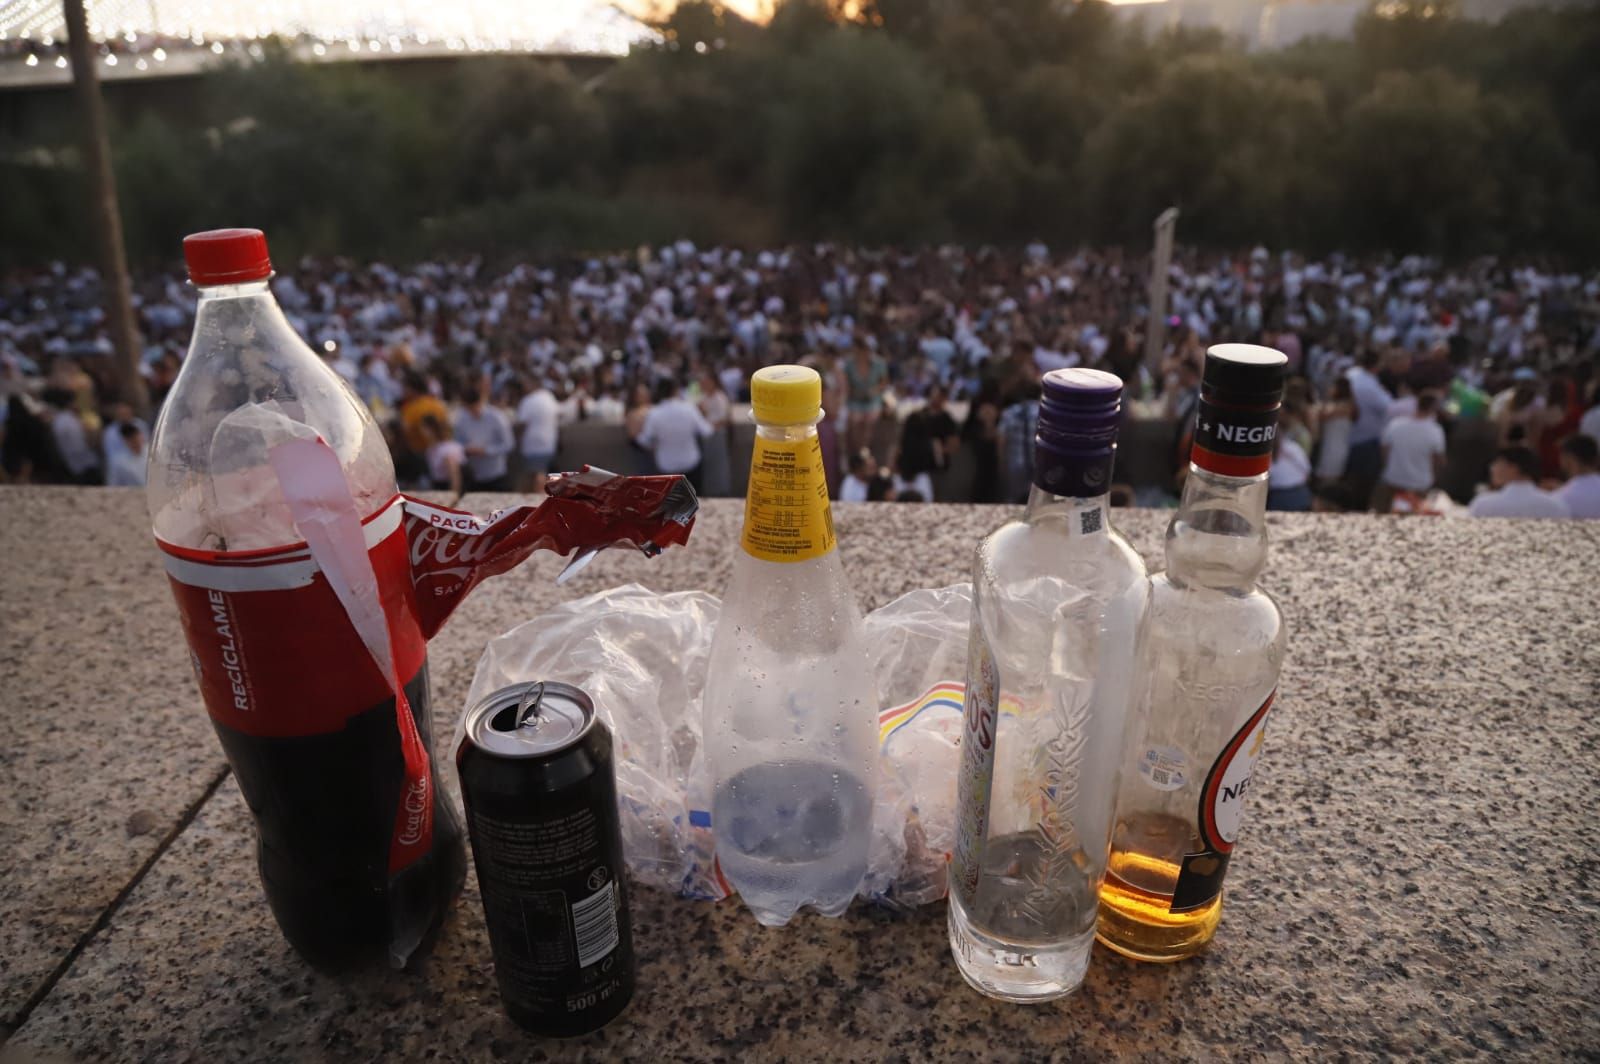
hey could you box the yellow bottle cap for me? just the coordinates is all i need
[750,364,822,424]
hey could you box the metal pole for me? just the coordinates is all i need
[63,0,150,416]
[1144,207,1179,376]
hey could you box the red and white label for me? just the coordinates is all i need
[161,497,425,738]
[1197,690,1275,853]
[160,494,435,875]
[159,461,699,880]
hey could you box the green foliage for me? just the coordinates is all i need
[448,60,610,201]
[1079,55,1334,247]
[761,31,990,241]
[1337,69,1497,254]
[2,0,1598,266]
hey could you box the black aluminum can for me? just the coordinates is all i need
[456,681,635,1036]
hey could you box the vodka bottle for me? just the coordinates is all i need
[704,365,879,927]
[948,368,1149,1001]
[1097,343,1288,962]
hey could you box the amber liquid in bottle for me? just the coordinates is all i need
[1098,816,1223,961]
[1097,343,1287,963]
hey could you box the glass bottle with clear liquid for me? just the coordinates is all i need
[948,369,1149,1002]
[1098,343,1288,963]
[704,365,879,927]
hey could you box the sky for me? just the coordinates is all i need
[0,0,1162,53]
[630,0,1153,17]
[0,1,655,53]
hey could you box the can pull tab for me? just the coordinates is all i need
[515,682,547,729]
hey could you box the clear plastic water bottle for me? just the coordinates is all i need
[704,365,879,926]
[948,368,1150,1001]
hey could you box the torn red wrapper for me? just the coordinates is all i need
[404,467,699,639]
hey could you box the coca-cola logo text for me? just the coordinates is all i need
[397,776,429,847]
[408,524,499,573]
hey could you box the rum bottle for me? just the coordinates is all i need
[1097,343,1288,962]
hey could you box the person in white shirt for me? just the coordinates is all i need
[1554,435,1600,519]
[891,467,934,503]
[514,380,560,493]
[105,422,147,487]
[453,386,514,492]
[839,449,877,503]
[1375,392,1446,512]
[1345,351,1393,505]
[636,378,713,492]
[420,414,465,501]
[1267,435,1313,511]
[1467,446,1570,519]
[697,370,733,497]
[1579,395,1600,446]
[46,389,100,484]
[101,402,148,474]
[1386,391,1417,422]
[1314,377,1355,482]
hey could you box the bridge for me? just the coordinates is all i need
[0,0,655,90]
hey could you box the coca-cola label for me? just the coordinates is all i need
[160,495,435,876]
[390,771,433,875]
[158,472,699,882]
[161,497,425,739]
[403,471,698,639]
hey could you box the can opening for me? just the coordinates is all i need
[491,682,546,733]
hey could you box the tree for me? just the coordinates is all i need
[448,60,609,202]
[1335,69,1495,254]
[1079,56,1334,247]
[198,54,444,258]
[6,0,1600,264]
[760,30,992,242]
[994,64,1109,172]
[1475,90,1600,257]
[63,0,147,413]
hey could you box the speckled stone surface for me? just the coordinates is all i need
[3,489,1598,1061]
[0,488,227,1032]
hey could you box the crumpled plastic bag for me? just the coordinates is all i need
[461,582,974,908]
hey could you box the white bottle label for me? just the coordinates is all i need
[1201,692,1275,849]
[1170,689,1277,912]
[952,623,1001,909]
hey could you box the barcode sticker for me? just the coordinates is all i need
[571,882,620,968]
[1079,508,1103,535]
[1138,745,1188,791]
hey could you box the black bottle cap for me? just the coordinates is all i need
[1202,343,1288,407]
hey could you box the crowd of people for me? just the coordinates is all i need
[2,243,1598,519]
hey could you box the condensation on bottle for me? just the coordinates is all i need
[702,365,879,927]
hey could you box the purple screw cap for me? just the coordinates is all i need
[1034,367,1124,497]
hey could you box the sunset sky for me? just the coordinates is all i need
[632,0,1160,19]
[0,0,1163,55]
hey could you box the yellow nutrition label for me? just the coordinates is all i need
[740,435,836,562]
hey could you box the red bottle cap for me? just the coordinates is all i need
[183,229,272,286]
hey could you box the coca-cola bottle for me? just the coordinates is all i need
[148,229,464,970]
